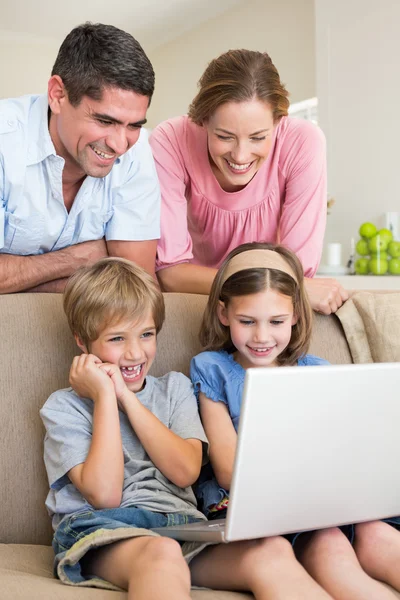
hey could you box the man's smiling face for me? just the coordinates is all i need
[49,81,149,179]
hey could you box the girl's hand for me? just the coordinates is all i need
[69,354,116,402]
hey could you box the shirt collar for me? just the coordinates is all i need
[27,94,58,166]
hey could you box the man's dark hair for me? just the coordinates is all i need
[51,22,155,106]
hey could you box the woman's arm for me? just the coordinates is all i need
[199,392,237,491]
[67,355,124,509]
[278,120,348,314]
[157,263,217,294]
[150,120,204,292]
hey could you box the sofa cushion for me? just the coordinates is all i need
[336,292,400,363]
[0,293,351,547]
[0,544,252,599]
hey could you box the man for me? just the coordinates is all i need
[0,22,160,293]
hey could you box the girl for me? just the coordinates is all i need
[191,242,400,600]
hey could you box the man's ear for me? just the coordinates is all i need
[217,300,230,326]
[48,75,67,115]
[74,334,88,354]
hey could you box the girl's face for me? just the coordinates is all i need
[205,98,275,192]
[218,288,296,369]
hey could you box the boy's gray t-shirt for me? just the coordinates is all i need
[40,372,208,529]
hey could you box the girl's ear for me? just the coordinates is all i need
[217,300,230,326]
[74,334,88,354]
[291,312,298,326]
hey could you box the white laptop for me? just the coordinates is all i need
[152,362,400,542]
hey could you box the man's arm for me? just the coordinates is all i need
[0,239,108,294]
[107,239,158,279]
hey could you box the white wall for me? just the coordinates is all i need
[316,0,400,264]
[147,0,316,127]
[0,0,315,124]
[0,32,60,98]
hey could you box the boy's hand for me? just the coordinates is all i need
[98,363,130,404]
[69,354,116,402]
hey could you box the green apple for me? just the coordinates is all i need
[368,235,388,253]
[359,222,377,239]
[377,228,393,243]
[369,257,388,275]
[356,239,370,256]
[355,258,370,274]
[370,251,388,261]
[389,258,400,274]
[388,241,400,258]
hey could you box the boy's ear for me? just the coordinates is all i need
[74,334,88,354]
[217,301,230,326]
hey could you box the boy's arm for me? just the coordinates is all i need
[121,390,203,488]
[199,392,237,491]
[67,354,124,509]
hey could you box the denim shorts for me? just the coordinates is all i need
[53,506,207,589]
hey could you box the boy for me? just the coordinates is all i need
[41,258,331,600]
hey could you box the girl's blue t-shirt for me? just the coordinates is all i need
[190,349,330,514]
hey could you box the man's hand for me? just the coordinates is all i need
[73,238,108,265]
[304,277,349,315]
[69,354,116,402]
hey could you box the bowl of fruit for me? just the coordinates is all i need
[355,222,400,275]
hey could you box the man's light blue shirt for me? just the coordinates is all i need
[0,94,161,255]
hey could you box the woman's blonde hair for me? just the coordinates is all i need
[200,243,313,366]
[188,49,289,125]
[63,258,165,349]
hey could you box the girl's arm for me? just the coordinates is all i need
[121,390,203,488]
[67,354,124,509]
[199,392,237,491]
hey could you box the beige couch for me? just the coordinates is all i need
[0,291,399,599]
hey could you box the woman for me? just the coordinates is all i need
[150,49,347,314]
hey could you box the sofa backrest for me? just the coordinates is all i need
[0,292,351,545]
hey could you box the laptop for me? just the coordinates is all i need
[152,362,400,542]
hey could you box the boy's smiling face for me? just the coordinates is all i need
[79,310,157,393]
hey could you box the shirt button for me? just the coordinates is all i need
[7,120,15,127]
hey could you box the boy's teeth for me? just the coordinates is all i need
[121,365,142,376]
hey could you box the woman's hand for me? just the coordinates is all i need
[304,277,349,315]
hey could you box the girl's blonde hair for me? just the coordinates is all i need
[200,243,313,366]
[63,257,165,350]
[188,49,289,125]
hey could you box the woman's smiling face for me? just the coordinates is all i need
[205,98,275,192]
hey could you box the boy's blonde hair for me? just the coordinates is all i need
[200,243,313,366]
[63,258,165,349]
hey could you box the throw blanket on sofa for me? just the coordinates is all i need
[336,292,400,363]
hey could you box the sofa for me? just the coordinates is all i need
[1,291,399,599]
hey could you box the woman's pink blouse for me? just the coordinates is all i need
[150,115,327,277]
